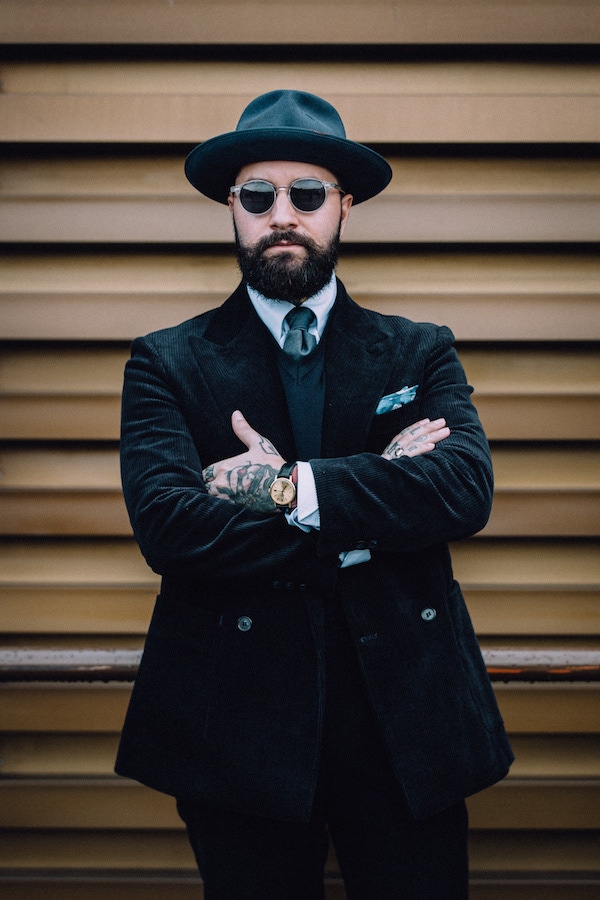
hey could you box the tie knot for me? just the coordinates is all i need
[284,306,316,332]
[282,306,317,360]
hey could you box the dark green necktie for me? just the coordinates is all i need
[282,306,317,360]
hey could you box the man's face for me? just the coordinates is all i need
[229,160,353,304]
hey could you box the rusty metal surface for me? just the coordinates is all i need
[0,648,599,683]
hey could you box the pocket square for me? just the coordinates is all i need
[375,385,418,415]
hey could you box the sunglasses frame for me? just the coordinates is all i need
[229,178,344,215]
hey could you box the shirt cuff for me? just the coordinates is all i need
[285,463,371,568]
[286,461,320,532]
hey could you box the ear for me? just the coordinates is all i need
[338,192,353,239]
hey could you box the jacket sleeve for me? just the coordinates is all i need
[120,335,313,583]
[311,325,494,555]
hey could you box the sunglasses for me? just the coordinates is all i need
[230,178,344,215]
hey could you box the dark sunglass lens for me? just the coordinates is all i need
[239,181,275,214]
[290,179,327,212]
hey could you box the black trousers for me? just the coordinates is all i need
[177,600,469,899]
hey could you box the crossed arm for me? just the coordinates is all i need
[202,410,450,514]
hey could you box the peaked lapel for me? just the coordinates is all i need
[322,284,402,457]
[187,281,404,463]
[188,284,298,461]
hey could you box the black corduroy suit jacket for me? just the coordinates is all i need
[115,280,513,822]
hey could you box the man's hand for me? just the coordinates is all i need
[382,418,450,460]
[202,413,450,512]
[202,410,285,513]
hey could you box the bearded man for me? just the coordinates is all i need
[116,90,513,899]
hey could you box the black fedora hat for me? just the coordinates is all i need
[184,90,392,205]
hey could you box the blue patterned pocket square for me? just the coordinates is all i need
[375,385,418,415]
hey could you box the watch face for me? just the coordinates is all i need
[270,477,296,506]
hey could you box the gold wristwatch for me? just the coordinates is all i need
[269,462,298,510]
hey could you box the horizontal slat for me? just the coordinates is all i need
[4,61,599,99]
[2,733,597,779]
[3,155,599,244]
[1,447,597,536]
[2,251,598,342]
[0,539,154,586]
[1,585,596,638]
[483,490,600,537]
[2,647,597,683]
[2,0,599,45]
[1,872,596,900]
[468,879,600,900]
[467,590,600,638]
[0,779,181,830]
[0,493,130,536]
[469,829,600,875]
[2,343,597,440]
[467,779,600,830]
[451,540,600,591]
[1,62,599,143]
[0,829,194,870]
[1,538,597,591]
[4,93,599,145]
[2,293,598,343]
[0,733,120,777]
[508,735,600,779]
[6,156,600,199]
[0,586,154,634]
[2,391,598,442]
[5,195,598,245]
[496,683,600,733]
[0,828,595,873]
[0,683,133,732]
[0,875,205,900]
[0,776,596,830]
[0,875,596,900]
[0,681,598,734]
[0,585,594,640]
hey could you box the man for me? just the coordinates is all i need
[116,90,513,899]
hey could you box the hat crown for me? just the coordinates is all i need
[184,89,391,205]
[236,90,347,139]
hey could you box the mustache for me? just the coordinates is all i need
[254,230,318,253]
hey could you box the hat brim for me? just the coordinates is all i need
[184,127,392,205]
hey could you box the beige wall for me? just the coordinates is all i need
[0,2,599,897]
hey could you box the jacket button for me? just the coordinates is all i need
[367,539,378,549]
[356,541,366,550]
[421,607,437,621]
[237,616,252,632]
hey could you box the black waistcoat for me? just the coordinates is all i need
[276,338,325,461]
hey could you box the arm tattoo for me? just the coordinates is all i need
[215,461,279,513]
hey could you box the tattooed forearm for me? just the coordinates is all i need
[212,461,279,512]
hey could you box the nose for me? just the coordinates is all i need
[268,187,299,229]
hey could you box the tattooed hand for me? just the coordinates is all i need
[202,410,285,513]
[382,418,450,460]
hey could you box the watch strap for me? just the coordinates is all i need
[277,462,297,481]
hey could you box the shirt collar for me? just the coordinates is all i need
[247,273,337,348]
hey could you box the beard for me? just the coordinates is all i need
[234,222,341,305]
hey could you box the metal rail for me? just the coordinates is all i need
[0,648,599,683]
